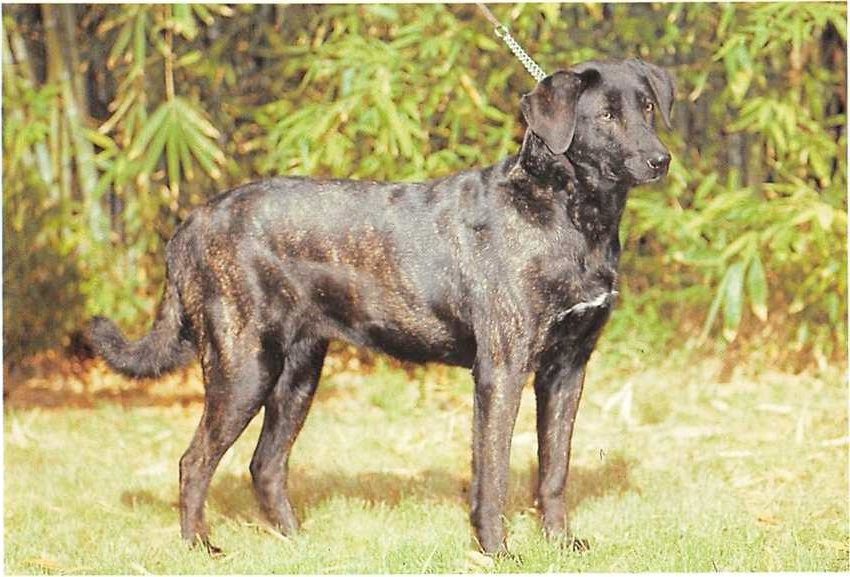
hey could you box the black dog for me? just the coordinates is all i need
[90,58,674,556]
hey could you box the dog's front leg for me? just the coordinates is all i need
[533,353,588,544]
[470,358,528,555]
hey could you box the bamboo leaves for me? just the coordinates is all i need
[2,3,846,365]
[112,98,224,198]
[722,261,746,342]
[700,249,769,344]
[254,5,516,181]
[95,4,227,203]
[746,253,768,323]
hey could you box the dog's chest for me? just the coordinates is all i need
[524,236,619,358]
[528,231,618,306]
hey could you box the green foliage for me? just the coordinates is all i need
[2,64,82,359]
[126,97,225,187]
[622,3,846,363]
[2,3,846,367]
[253,5,517,180]
[93,5,228,204]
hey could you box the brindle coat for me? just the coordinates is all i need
[89,59,675,556]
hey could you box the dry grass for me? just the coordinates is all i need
[4,350,849,573]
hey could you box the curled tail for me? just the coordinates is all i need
[88,279,195,379]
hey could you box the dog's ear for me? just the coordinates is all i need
[629,59,675,129]
[520,70,584,155]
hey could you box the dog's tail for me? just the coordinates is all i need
[88,277,195,379]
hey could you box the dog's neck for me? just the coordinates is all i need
[513,131,629,244]
[515,131,575,183]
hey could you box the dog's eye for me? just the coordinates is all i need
[602,111,615,121]
[644,101,655,113]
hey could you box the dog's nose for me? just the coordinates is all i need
[646,152,671,174]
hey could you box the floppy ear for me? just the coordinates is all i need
[520,70,584,154]
[629,59,676,129]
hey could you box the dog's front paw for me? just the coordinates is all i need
[187,535,225,558]
[570,537,590,553]
[543,529,590,553]
[495,548,524,564]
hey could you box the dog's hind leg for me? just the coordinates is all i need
[179,337,279,553]
[249,338,328,535]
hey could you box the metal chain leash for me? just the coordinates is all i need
[476,4,547,83]
[493,25,548,82]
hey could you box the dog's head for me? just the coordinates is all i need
[521,59,675,188]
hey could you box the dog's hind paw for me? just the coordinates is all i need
[203,541,225,559]
[571,537,590,553]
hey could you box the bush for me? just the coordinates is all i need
[2,4,845,367]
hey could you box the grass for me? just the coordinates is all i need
[4,350,849,573]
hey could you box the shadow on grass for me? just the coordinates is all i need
[508,453,637,513]
[120,489,177,516]
[120,455,636,529]
[4,360,204,410]
[5,385,205,409]
[7,365,368,410]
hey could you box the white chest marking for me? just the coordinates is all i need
[560,290,619,318]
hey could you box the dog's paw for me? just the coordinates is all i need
[203,541,225,559]
[464,550,496,570]
[544,530,590,553]
[187,535,225,559]
[495,548,524,564]
[571,537,590,553]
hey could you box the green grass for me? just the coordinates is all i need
[5,354,849,573]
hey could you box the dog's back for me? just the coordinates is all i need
[159,171,508,370]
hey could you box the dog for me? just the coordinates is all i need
[89,58,674,556]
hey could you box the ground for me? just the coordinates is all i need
[4,349,849,573]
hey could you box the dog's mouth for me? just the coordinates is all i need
[607,167,668,187]
[567,154,624,184]
[625,159,669,186]
[638,172,664,184]
[568,154,668,188]
[594,164,620,181]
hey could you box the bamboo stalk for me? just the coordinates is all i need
[163,5,179,199]
[43,4,107,243]
[42,5,71,206]
[1,27,37,176]
[164,13,175,103]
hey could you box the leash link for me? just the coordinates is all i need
[476,3,548,83]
